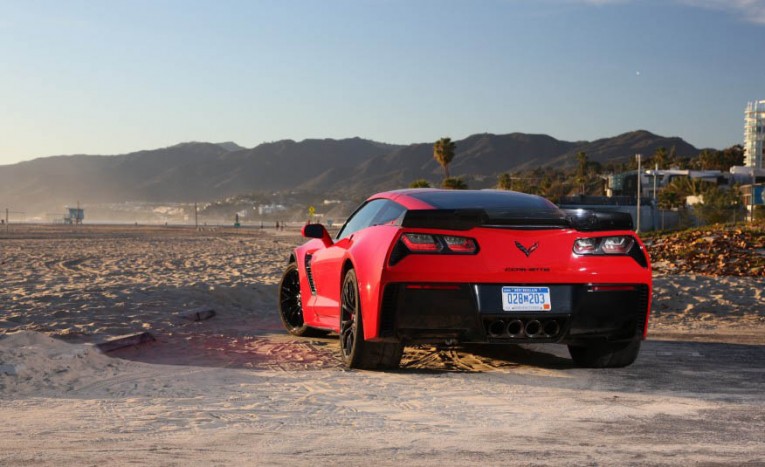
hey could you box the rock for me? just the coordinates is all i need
[180,307,216,322]
[96,332,155,353]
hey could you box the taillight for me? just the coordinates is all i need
[401,233,442,252]
[573,236,635,256]
[393,233,479,264]
[443,236,478,254]
[601,236,634,254]
[572,238,598,254]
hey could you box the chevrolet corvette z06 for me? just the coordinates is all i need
[278,189,652,370]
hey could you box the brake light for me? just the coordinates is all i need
[443,236,478,254]
[401,233,442,252]
[601,236,634,254]
[573,236,635,256]
[573,238,598,254]
[397,233,479,255]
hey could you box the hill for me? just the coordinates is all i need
[552,130,700,166]
[0,130,701,216]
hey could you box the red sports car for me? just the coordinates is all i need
[278,189,652,370]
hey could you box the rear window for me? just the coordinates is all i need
[408,190,556,210]
[407,190,567,226]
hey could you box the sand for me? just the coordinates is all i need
[1,225,764,465]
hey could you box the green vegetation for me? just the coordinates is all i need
[409,179,431,188]
[496,173,513,190]
[433,137,456,180]
[694,185,745,225]
[617,145,745,172]
[691,146,745,171]
[575,151,588,194]
[489,145,750,227]
[441,177,468,190]
[495,167,577,203]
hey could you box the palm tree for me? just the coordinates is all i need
[653,147,668,169]
[433,137,456,179]
[658,176,710,210]
[575,151,588,194]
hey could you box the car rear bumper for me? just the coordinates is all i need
[377,283,650,345]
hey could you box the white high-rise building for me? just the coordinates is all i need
[744,100,765,168]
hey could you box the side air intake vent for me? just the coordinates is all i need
[305,254,317,295]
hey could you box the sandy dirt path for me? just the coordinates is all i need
[1,225,764,465]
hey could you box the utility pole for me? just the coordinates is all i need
[751,168,756,223]
[636,154,641,233]
[194,202,198,229]
[4,208,24,234]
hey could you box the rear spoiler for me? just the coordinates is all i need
[561,209,634,231]
[401,208,634,232]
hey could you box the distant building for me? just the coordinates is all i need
[64,208,84,225]
[257,203,287,215]
[744,100,765,168]
[607,169,732,199]
[731,166,765,212]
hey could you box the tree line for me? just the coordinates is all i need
[411,138,753,224]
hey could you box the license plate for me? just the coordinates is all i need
[501,286,551,311]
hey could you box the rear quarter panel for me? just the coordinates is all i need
[344,225,401,340]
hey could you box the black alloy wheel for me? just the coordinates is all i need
[278,263,327,337]
[339,269,403,370]
[339,269,359,363]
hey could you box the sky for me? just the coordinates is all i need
[1,0,764,165]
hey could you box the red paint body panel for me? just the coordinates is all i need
[294,225,400,336]
[290,189,652,343]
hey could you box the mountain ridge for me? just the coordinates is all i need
[0,130,702,215]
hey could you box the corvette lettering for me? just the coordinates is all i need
[504,267,551,272]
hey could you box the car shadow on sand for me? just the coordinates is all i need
[51,283,761,381]
[68,283,575,373]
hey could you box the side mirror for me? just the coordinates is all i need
[302,223,333,247]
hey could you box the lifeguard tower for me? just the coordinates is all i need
[64,207,84,225]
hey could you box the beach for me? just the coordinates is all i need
[2,225,764,465]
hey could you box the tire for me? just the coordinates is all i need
[339,269,403,370]
[568,338,642,368]
[278,263,328,337]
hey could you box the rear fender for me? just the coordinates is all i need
[344,225,401,341]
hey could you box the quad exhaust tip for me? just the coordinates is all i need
[524,320,542,337]
[506,319,524,338]
[486,318,562,339]
[543,319,560,337]
[488,320,506,337]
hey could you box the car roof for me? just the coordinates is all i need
[371,189,559,211]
